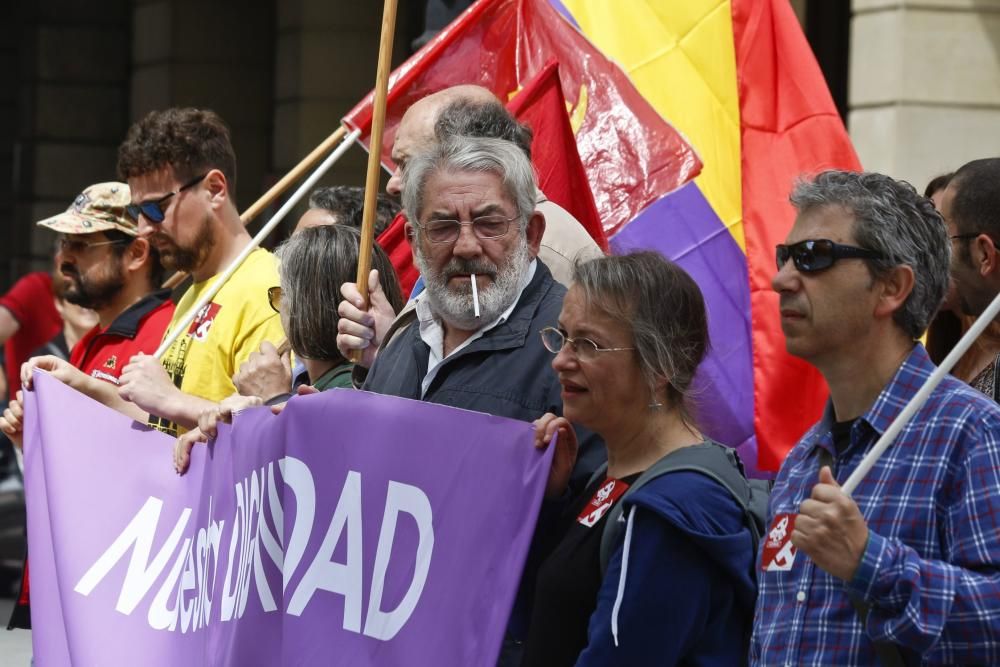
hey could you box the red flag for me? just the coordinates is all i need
[345,0,701,237]
[733,0,861,469]
[508,60,607,250]
[375,59,609,294]
[376,212,419,297]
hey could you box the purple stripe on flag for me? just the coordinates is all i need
[610,182,763,477]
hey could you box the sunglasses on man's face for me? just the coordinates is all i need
[124,173,208,224]
[775,239,884,274]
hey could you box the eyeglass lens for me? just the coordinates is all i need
[540,327,598,360]
[423,215,513,243]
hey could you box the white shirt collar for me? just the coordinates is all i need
[414,259,537,397]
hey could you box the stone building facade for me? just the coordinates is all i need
[2,0,998,286]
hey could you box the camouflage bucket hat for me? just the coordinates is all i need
[37,182,136,236]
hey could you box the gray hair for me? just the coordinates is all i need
[274,225,404,361]
[573,252,709,425]
[401,135,537,238]
[790,170,949,339]
[434,98,533,161]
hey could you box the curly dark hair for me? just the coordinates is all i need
[117,108,238,199]
[307,185,401,237]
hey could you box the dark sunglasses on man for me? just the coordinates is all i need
[124,173,207,224]
[775,239,883,273]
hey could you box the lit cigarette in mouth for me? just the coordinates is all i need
[471,273,481,318]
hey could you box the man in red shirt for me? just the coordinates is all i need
[1,180,175,630]
[47,182,175,383]
[1,181,175,440]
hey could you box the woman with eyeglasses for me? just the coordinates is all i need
[173,224,403,473]
[521,252,757,667]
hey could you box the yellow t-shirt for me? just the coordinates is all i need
[150,247,284,435]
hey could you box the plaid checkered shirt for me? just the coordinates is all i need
[751,345,1000,665]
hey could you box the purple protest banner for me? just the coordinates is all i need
[22,372,553,666]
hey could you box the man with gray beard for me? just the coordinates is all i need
[337,135,604,664]
[344,135,591,445]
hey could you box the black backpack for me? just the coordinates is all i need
[595,439,770,573]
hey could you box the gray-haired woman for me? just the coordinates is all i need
[523,252,757,666]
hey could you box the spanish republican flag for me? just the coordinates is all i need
[344,0,701,239]
[348,0,858,473]
[557,0,859,471]
[371,58,607,297]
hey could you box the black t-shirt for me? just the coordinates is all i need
[520,472,640,667]
[831,418,856,455]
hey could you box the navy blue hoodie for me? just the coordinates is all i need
[576,471,757,666]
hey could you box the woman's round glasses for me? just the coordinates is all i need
[540,326,635,361]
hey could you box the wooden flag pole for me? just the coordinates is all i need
[154,128,361,359]
[349,0,399,364]
[162,125,349,289]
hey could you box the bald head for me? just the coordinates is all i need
[387,85,498,197]
[407,85,497,139]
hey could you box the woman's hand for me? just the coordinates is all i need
[1,391,25,450]
[174,427,208,475]
[21,355,88,392]
[533,412,578,499]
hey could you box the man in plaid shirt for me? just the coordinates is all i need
[751,170,1000,665]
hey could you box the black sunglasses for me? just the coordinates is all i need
[124,173,208,224]
[775,239,883,273]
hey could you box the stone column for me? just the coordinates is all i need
[850,0,1000,190]
[272,0,423,201]
[3,0,130,281]
[130,0,273,220]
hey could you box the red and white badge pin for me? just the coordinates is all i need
[761,513,798,572]
[576,478,629,528]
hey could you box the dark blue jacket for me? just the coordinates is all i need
[363,261,606,645]
[363,261,604,491]
[577,471,757,666]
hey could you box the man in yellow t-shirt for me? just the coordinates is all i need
[24,108,284,435]
[114,108,285,435]
[148,245,282,434]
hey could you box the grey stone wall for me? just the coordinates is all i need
[3,0,130,283]
[850,0,1000,190]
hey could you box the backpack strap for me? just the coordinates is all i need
[586,462,610,491]
[598,440,760,574]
